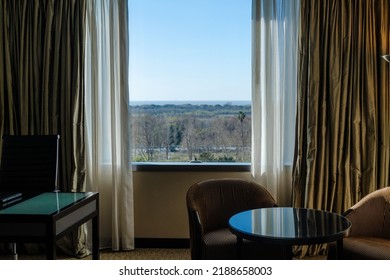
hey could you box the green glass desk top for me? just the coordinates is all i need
[0,192,93,215]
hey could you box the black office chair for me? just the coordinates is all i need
[0,135,60,192]
[0,135,60,259]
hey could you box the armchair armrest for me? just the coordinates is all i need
[188,209,204,259]
[343,188,390,237]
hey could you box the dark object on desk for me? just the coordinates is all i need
[328,187,390,260]
[186,178,284,260]
[0,135,60,192]
[0,192,22,202]
[0,192,22,209]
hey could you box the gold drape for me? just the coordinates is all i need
[0,0,87,257]
[293,0,390,257]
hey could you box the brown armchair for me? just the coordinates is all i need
[328,187,390,259]
[186,178,284,260]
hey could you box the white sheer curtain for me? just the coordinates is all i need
[85,0,134,251]
[251,0,300,206]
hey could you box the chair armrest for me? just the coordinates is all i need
[188,209,204,259]
[343,194,388,237]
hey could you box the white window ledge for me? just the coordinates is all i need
[132,162,251,172]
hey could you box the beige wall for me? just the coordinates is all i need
[97,168,291,248]
[133,171,252,238]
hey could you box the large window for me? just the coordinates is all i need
[129,0,251,163]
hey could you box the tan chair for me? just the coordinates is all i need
[186,178,285,260]
[328,187,390,259]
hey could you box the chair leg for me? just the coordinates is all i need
[236,236,243,260]
[11,243,18,260]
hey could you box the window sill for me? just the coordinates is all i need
[132,162,251,172]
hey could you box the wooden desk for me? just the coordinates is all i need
[0,192,99,260]
[229,207,351,259]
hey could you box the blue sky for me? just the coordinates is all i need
[129,0,251,102]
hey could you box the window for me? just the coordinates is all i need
[129,0,251,165]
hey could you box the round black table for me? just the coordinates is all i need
[229,207,351,259]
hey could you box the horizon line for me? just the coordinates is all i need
[129,100,251,105]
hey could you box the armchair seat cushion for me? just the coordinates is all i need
[203,228,237,259]
[203,228,287,260]
[343,237,390,260]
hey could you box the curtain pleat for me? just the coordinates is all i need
[0,0,87,257]
[251,0,300,206]
[293,0,390,257]
[85,0,134,251]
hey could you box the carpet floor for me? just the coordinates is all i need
[0,248,326,260]
[0,248,191,260]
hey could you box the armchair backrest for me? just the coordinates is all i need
[186,178,277,234]
[0,135,60,192]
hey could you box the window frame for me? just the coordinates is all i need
[129,1,252,171]
[132,162,251,172]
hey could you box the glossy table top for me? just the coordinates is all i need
[0,192,95,215]
[229,207,351,245]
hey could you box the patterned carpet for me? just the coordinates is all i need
[82,248,191,260]
[0,248,191,260]
[0,248,326,260]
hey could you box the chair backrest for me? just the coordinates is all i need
[186,178,277,234]
[0,135,60,193]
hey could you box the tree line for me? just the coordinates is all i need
[130,103,251,162]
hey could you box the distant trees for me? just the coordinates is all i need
[133,114,164,161]
[237,111,249,161]
[131,104,251,162]
[167,120,184,156]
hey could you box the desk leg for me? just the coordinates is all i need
[92,214,100,260]
[236,236,243,260]
[284,245,293,260]
[46,222,56,260]
[11,243,18,260]
[47,237,56,260]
